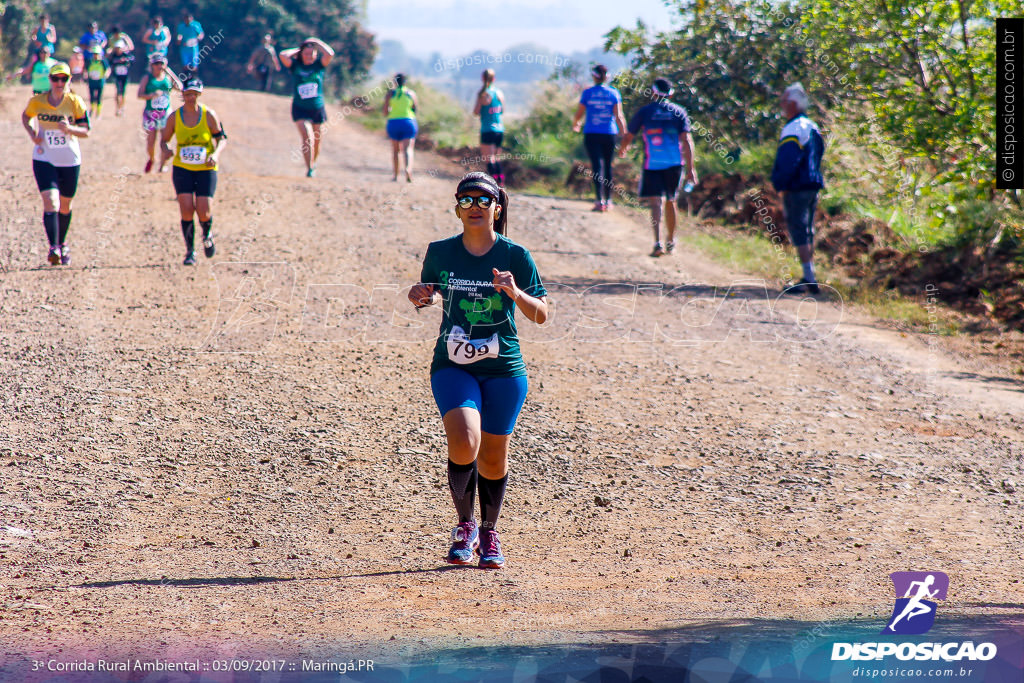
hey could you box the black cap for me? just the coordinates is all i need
[652,77,674,97]
[183,76,204,92]
[456,172,500,199]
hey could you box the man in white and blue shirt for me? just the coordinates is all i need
[771,82,825,294]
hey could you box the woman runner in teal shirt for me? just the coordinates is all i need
[473,69,506,186]
[279,37,334,177]
[409,172,548,569]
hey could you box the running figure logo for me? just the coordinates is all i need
[883,571,949,635]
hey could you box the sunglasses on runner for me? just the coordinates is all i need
[50,75,69,83]
[456,195,495,210]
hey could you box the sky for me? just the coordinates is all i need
[365,0,678,57]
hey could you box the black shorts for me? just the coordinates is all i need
[480,130,504,146]
[291,102,327,124]
[783,189,819,247]
[88,80,104,103]
[115,76,129,96]
[33,160,80,197]
[638,165,683,199]
[172,166,217,197]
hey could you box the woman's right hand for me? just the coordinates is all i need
[409,283,437,308]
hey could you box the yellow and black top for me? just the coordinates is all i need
[24,92,89,167]
[172,105,218,171]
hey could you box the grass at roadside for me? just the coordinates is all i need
[346,79,967,335]
[680,229,960,334]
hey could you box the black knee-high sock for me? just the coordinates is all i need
[486,161,496,177]
[43,212,59,246]
[58,211,72,244]
[478,473,508,531]
[181,219,195,251]
[447,460,477,524]
[200,218,213,239]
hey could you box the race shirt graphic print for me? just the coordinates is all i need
[420,234,546,378]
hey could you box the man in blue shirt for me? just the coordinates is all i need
[620,78,698,257]
[771,82,825,294]
[572,64,627,211]
[79,21,107,67]
[176,11,205,73]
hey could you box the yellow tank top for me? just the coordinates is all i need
[388,87,415,120]
[172,105,217,171]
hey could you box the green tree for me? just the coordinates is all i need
[605,1,836,145]
[3,0,376,97]
[803,0,1020,238]
[0,0,47,71]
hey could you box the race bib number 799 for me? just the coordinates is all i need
[446,326,499,365]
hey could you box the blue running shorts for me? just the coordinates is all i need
[386,118,418,141]
[430,367,528,436]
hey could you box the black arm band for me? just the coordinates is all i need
[213,128,227,140]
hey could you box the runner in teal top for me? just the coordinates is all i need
[7,46,56,94]
[409,172,548,570]
[473,69,506,186]
[34,14,57,54]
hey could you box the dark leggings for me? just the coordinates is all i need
[584,133,616,202]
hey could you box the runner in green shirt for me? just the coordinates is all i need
[7,46,57,94]
[383,72,419,182]
[85,46,110,119]
[409,172,548,570]
[279,37,334,177]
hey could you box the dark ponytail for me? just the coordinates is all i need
[495,187,509,236]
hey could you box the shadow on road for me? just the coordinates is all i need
[942,371,1024,393]
[78,576,296,589]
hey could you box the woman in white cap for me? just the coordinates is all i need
[138,53,181,173]
[108,36,135,117]
[161,76,226,265]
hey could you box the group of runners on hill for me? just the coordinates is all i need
[14,23,825,566]
[12,11,341,265]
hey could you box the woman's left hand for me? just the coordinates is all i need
[492,268,519,299]
[206,154,217,168]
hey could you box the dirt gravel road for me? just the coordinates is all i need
[1,86,1022,669]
